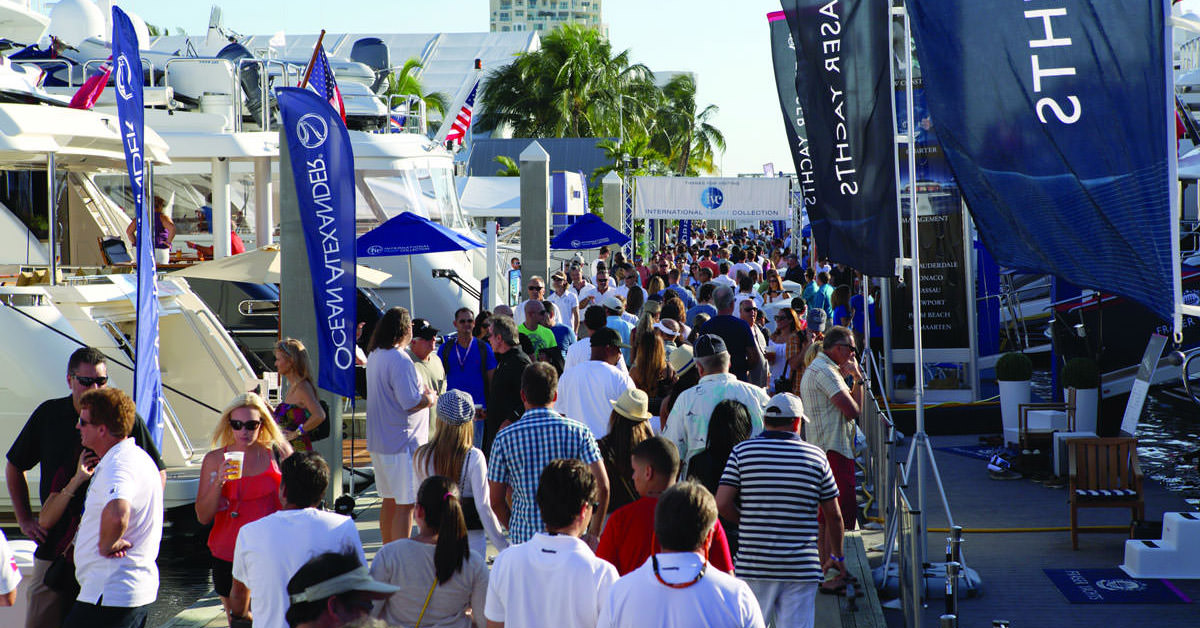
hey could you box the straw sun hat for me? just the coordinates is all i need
[610,389,653,422]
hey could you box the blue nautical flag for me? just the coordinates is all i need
[907,1,1173,321]
[772,220,786,241]
[113,6,162,448]
[277,87,357,398]
[678,220,693,246]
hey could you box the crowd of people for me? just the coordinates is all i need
[1,224,878,628]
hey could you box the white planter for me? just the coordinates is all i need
[1065,387,1099,434]
[999,380,1032,434]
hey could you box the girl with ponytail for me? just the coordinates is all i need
[369,476,489,627]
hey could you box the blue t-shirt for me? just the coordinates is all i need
[551,324,576,352]
[438,337,498,409]
[685,303,718,327]
[833,305,852,328]
[849,293,876,333]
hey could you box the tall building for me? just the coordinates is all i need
[489,0,605,34]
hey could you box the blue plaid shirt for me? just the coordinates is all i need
[487,407,601,544]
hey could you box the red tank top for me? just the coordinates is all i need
[207,447,282,561]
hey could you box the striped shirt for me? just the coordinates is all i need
[487,407,602,544]
[719,431,838,581]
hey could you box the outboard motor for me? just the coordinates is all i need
[217,41,270,125]
[350,37,390,93]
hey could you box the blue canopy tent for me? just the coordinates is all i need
[550,212,630,250]
[357,211,485,313]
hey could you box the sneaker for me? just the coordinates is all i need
[989,469,1023,480]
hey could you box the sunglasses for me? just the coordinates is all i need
[74,375,108,387]
[77,417,92,427]
[528,285,545,291]
[229,419,262,431]
[456,318,473,325]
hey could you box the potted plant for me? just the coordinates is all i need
[1061,357,1101,434]
[996,351,1033,438]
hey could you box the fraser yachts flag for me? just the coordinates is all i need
[907,0,1174,322]
[277,87,357,398]
[445,80,479,144]
[779,0,899,277]
[767,12,816,232]
[113,6,163,448]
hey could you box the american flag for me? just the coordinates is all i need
[389,111,407,133]
[445,80,478,144]
[307,44,345,121]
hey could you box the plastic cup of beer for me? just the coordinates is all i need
[224,451,245,480]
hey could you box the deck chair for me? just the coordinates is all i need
[1068,436,1145,550]
[98,236,133,265]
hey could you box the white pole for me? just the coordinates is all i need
[213,157,232,259]
[47,151,56,284]
[254,156,273,248]
[408,255,415,316]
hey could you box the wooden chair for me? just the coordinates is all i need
[1068,437,1145,550]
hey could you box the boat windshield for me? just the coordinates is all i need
[362,167,466,230]
[95,173,264,238]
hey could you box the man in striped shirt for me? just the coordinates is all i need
[716,392,843,628]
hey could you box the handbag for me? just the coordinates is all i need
[43,549,80,597]
[773,359,792,394]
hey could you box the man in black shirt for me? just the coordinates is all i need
[5,347,165,628]
[484,315,531,457]
[697,286,764,383]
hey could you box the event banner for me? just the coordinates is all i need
[633,177,790,220]
[890,75,970,350]
[907,1,1173,322]
[277,87,357,398]
[766,11,816,215]
[114,6,163,447]
[780,0,899,277]
[678,219,693,246]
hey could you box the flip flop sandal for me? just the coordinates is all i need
[819,579,847,595]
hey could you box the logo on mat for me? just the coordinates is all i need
[296,113,329,149]
[1095,579,1146,592]
[115,56,135,101]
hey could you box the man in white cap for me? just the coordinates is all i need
[662,335,767,475]
[557,328,635,440]
[285,551,399,628]
[715,393,843,628]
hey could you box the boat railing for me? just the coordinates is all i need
[383,94,428,136]
[1180,35,1200,72]
[163,58,241,131]
[82,57,157,87]
[12,59,73,87]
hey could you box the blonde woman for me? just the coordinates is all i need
[196,393,292,617]
[273,338,327,451]
[414,389,509,555]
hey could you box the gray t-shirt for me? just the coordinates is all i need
[370,539,488,628]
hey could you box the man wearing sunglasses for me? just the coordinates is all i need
[513,276,562,330]
[6,347,165,628]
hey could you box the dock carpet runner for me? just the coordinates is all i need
[1043,569,1191,604]
[934,444,997,461]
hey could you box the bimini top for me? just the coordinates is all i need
[0,102,170,170]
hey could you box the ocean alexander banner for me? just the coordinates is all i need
[277,87,357,398]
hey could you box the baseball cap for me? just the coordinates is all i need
[693,334,728,358]
[590,327,630,349]
[807,309,827,333]
[412,318,439,340]
[436,389,475,426]
[288,566,400,604]
[601,293,624,312]
[764,392,808,422]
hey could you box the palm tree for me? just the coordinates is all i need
[652,74,725,175]
[494,155,520,176]
[383,58,449,125]
[476,24,656,139]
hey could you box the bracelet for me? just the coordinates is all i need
[831,555,845,562]
[296,425,305,436]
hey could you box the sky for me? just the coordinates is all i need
[107,0,792,177]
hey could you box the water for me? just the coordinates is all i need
[1032,368,1200,506]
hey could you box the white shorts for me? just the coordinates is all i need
[154,248,170,265]
[743,578,818,628]
[370,451,417,503]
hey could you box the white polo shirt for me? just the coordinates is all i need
[557,359,636,439]
[233,508,366,628]
[74,438,163,607]
[486,533,617,628]
[598,552,764,628]
[0,530,20,596]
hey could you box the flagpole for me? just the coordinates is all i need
[299,29,327,89]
